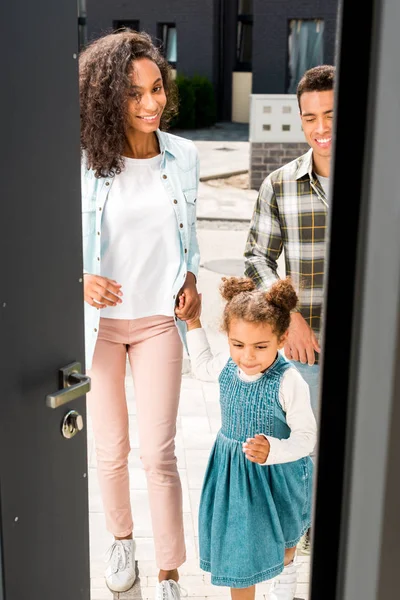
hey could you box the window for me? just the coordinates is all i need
[112,20,140,33]
[158,23,177,67]
[287,19,325,93]
[236,0,253,71]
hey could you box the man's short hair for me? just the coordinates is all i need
[297,65,335,112]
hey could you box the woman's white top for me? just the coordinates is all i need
[100,154,181,319]
[187,328,317,465]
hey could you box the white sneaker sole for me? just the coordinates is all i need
[105,574,136,593]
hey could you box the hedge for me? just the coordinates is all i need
[171,74,217,130]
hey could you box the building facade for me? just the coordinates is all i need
[83,0,338,122]
[84,1,217,93]
[81,0,339,188]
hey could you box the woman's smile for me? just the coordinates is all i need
[137,113,160,122]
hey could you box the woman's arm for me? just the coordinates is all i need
[187,151,200,278]
[175,148,201,322]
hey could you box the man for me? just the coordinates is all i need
[244,64,335,554]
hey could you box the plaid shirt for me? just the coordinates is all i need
[244,149,329,353]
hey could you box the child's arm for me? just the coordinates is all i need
[242,367,317,465]
[185,298,230,383]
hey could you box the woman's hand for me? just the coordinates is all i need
[242,434,271,464]
[175,272,201,322]
[83,274,123,309]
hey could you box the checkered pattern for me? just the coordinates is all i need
[244,149,328,348]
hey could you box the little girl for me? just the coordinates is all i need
[184,277,317,600]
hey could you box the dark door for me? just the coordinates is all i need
[0,1,90,599]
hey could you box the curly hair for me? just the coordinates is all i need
[79,30,178,178]
[220,277,298,339]
[297,65,335,112]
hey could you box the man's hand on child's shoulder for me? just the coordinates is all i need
[242,434,270,464]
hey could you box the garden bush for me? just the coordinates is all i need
[171,74,217,130]
[191,75,217,128]
[171,74,196,129]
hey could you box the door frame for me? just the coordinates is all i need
[310,0,400,597]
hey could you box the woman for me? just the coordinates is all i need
[79,30,201,597]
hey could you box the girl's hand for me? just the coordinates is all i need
[242,434,271,464]
[83,274,123,309]
[175,272,201,322]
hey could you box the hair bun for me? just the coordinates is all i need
[219,277,256,302]
[265,278,298,312]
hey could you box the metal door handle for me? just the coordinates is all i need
[46,362,91,409]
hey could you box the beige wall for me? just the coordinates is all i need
[232,72,252,124]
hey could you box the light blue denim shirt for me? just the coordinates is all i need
[81,130,200,370]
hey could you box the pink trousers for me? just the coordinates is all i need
[87,315,185,570]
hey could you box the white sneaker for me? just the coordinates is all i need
[155,579,186,600]
[269,557,300,600]
[297,528,311,556]
[105,539,136,593]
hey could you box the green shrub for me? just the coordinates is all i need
[191,75,217,128]
[171,74,217,130]
[171,74,196,129]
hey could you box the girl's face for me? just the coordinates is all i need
[228,319,287,376]
[125,58,167,134]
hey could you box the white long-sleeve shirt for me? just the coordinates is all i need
[187,328,317,465]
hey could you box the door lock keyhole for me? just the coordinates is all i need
[62,410,84,439]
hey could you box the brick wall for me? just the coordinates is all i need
[250,142,310,190]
